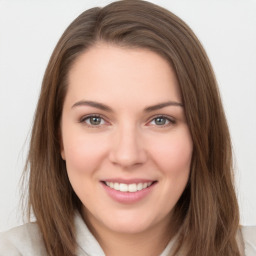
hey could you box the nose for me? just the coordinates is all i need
[108,124,147,168]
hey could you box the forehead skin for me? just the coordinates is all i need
[65,43,182,113]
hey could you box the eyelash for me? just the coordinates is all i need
[147,115,176,127]
[79,114,176,128]
[79,114,108,128]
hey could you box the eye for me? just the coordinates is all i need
[148,115,175,127]
[80,115,107,127]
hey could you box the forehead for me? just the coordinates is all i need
[66,43,181,107]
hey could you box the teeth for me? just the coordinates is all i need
[128,184,136,192]
[120,183,128,192]
[137,183,143,191]
[105,181,153,192]
[114,183,119,190]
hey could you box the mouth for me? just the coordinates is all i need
[101,180,157,193]
[100,179,157,203]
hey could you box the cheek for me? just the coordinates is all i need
[149,128,193,175]
[62,132,109,202]
[62,131,108,175]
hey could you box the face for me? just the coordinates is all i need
[60,43,193,237]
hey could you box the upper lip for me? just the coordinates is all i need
[101,178,157,184]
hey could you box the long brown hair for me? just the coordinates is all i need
[22,1,240,255]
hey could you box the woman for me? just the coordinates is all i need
[0,1,255,255]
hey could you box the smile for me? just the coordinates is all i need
[104,181,153,192]
[101,180,157,203]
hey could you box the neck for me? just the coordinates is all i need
[83,211,176,256]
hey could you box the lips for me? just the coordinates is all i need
[104,181,153,192]
[101,179,157,203]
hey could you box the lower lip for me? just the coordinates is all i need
[101,182,157,204]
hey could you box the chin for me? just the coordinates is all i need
[105,219,153,235]
[103,209,170,235]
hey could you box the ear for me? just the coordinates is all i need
[61,146,66,160]
[58,128,66,160]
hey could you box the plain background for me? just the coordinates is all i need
[0,0,256,232]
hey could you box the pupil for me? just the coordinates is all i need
[155,117,166,125]
[90,117,101,125]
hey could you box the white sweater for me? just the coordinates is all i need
[0,212,255,256]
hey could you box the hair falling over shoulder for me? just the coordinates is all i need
[22,1,241,255]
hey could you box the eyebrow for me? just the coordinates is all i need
[72,100,113,112]
[144,101,183,112]
[71,100,183,112]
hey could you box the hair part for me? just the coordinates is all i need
[22,1,240,255]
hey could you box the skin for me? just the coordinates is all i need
[60,43,193,256]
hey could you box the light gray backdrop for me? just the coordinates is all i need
[0,0,256,231]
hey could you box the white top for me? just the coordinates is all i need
[0,212,255,256]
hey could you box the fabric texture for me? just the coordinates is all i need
[0,212,255,256]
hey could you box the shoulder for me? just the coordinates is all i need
[0,222,48,256]
[236,225,256,256]
[240,226,256,256]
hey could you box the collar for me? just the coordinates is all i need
[74,211,174,256]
